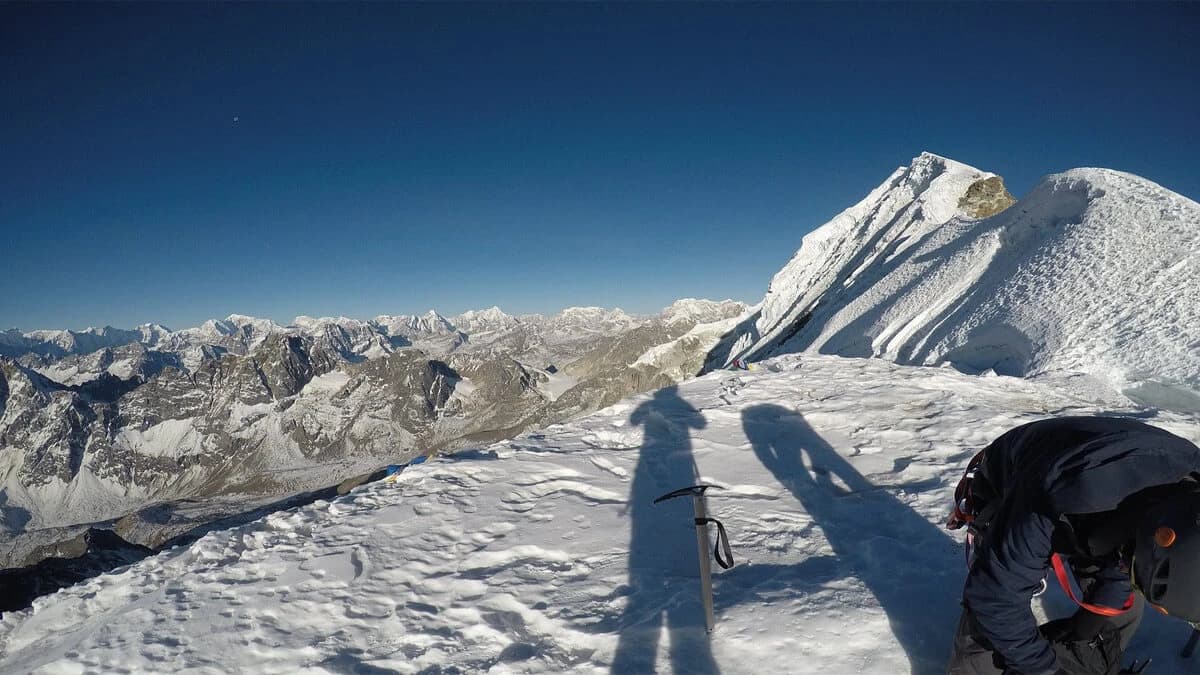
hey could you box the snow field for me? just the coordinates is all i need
[1,355,1197,673]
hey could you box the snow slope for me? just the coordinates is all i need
[713,153,1200,412]
[3,355,1196,674]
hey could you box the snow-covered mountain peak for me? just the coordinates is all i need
[896,152,1007,223]
[289,316,393,360]
[661,298,750,325]
[370,311,464,353]
[0,357,65,415]
[136,323,172,347]
[290,315,361,329]
[546,306,639,334]
[19,326,143,356]
[560,305,607,317]
[166,315,284,356]
[908,150,972,173]
[1025,166,1170,209]
[458,306,510,322]
[743,153,1008,345]
[708,154,1199,412]
[409,310,456,333]
[452,306,518,334]
[223,314,282,332]
[197,319,235,337]
[558,306,632,321]
[905,150,950,176]
[913,149,949,162]
[0,329,24,345]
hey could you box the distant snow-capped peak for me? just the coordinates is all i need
[409,310,456,334]
[20,326,143,355]
[291,315,364,330]
[195,319,236,337]
[224,314,283,333]
[558,306,633,322]
[372,310,460,338]
[540,307,640,334]
[452,306,518,334]
[660,298,749,325]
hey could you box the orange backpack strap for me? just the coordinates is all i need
[1050,553,1136,616]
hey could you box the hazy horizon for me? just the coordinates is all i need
[6,298,752,334]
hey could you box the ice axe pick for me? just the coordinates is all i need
[653,484,735,633]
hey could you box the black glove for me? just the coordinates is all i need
[1065,609,1117,641]
[1039,615,1123,675]
[1042,609,1120,641]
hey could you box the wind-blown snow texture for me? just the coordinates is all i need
[711,153,1200,413]
[2,355,1197,674]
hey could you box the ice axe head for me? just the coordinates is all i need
[653,484,723,504]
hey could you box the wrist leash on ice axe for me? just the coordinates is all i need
[654,484,736,633]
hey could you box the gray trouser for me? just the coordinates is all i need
[947,598,1145,675]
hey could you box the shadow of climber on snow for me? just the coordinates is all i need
[612,385,720,674]
[742,403,960,674]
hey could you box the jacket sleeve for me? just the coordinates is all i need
[964,507,1060,674]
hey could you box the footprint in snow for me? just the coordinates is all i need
[350,546,368,581]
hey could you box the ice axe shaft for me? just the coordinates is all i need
[693,492,716,633]
[654,484,725,633]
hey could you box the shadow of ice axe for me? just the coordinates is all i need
[654,484,736,633]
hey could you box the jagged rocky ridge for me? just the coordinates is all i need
[0,300,747,567]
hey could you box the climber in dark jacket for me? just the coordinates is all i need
[945,416,1200,675]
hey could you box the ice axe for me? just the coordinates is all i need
[653,484,735,633]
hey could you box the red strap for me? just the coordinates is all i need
[1051,553,1135,617]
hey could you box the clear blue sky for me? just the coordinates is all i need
[3,3,1197,331]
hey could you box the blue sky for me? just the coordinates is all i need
[3,3,1197,331]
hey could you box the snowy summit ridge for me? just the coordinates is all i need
[710,152,1200,412]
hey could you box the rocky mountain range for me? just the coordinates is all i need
[0,300,747,567]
